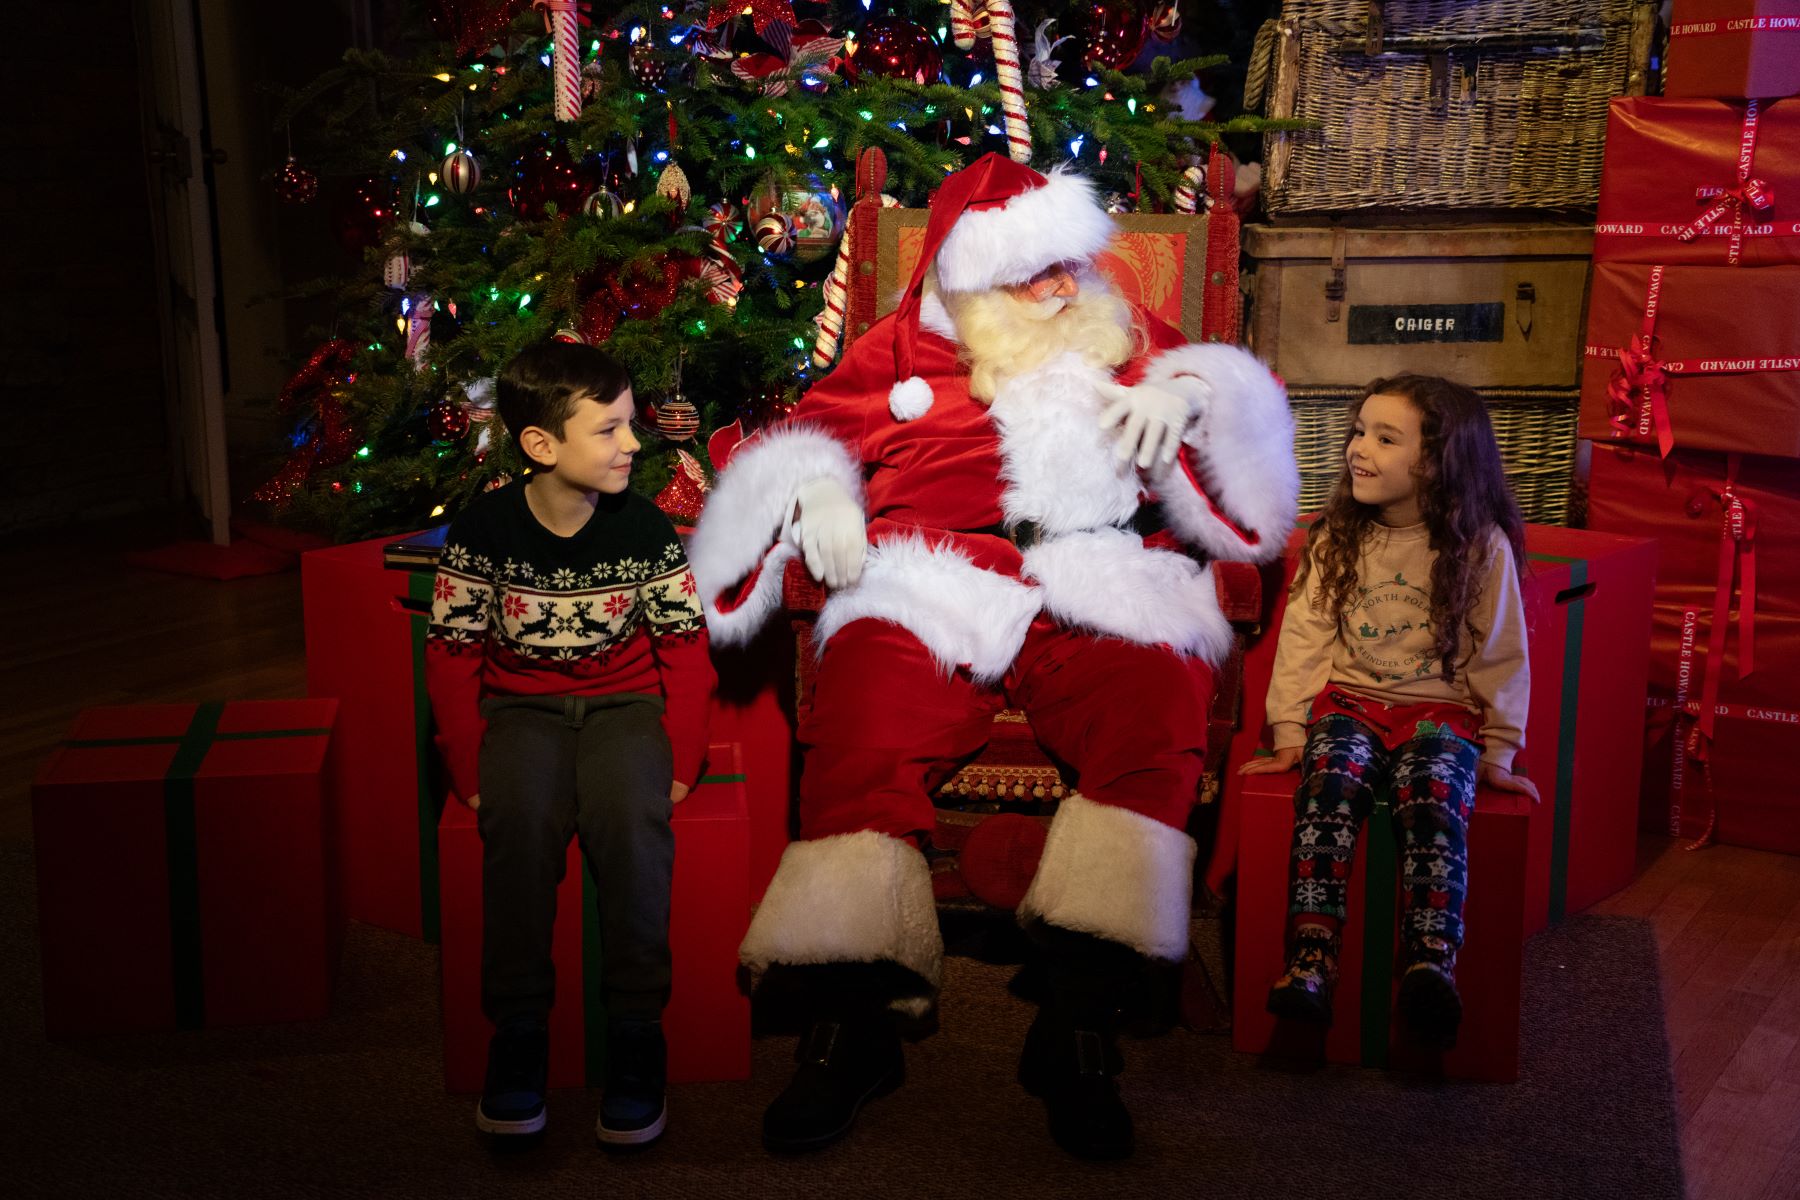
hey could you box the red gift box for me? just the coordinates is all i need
[1595,98,1800,267]
[1216,524,1657,931]
[1588,443,1797,617]
[1665,2,1800,101]
[1579,261,1800,459]
[33,700,343,1037]
[438,742,751,1091]
[1588,443,1800,851]
[1231,769,1531,1082]
[302,534,441,940]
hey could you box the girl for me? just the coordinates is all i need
[1240,375,1539,1049]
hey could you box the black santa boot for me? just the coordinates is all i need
[759,963,912,1154]
[1017,927,1145,1161]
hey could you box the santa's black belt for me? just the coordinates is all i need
[963,504,1165,551]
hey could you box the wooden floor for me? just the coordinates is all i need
[5,516,1797,1199]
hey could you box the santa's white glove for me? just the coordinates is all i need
[1096,378,1205,470]
[782,476,866,589]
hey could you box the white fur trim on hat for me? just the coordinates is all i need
[688,423,862,646]
[813,533,1041,684]
[1018,792,1197,963]
[934,167,1117,295]
[1142,343,1298,564]
[740,830,944,995]
[889,375,935,421]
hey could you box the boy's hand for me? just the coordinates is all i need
[671,781,690,805]
[460,792,481,811]
[1480,761,1541,804]
[1239,746,1302,775]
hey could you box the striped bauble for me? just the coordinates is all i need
[441,149,481,195]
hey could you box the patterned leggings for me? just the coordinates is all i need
[1287,713,1481,960]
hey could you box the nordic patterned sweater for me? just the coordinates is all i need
[423,479,715,801]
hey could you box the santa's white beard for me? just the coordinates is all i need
[945,278,1137,402]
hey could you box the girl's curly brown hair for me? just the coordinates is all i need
[1292,376,1526,682]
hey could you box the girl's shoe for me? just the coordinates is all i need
[1265,926,1340,1024]
[1397,940,1462,1050]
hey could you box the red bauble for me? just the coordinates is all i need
[329,176,399,254]
[275,156,319,204]
[609,256,683,320]
[849,18,943,84]
[428,0,529,58]
[508,140,590,221]
[428,399,472,442]
[577,289,620,345]
[1078,0,1148,71]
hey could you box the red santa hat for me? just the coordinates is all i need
[887,154,1116,421]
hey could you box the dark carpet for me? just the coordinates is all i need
[4,847,1683,1199]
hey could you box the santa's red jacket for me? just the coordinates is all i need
[688,294,1299,675]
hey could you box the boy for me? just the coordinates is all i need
[425,339,715,1145]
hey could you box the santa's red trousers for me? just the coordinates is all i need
[797,616,1216,844]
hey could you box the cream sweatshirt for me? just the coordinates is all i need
[1264,522,1530,770]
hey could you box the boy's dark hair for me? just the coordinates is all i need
[1294,374,1526,682]
[497,339,632,470]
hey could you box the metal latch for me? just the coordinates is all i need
[1515,282,1536,340]
[1326,227,1348,323]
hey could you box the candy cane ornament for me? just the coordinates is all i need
[950,0,979,50]
[534,0,581,122]
[1173,165,1204,214]
[406,295,432,369]
[813,194,900,369]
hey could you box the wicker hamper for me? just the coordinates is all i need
[1247,0,1656,215]
[1289,385,1579,525]
[1244,222,1595,389]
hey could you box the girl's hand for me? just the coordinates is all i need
[460,792,481,811]
[671,780,691,805]
[1479,761,1541,804]
[1239,746,1302,775]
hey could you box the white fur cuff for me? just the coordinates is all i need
[688,424,863,645]
[1142,343,1298,564]
[740,831,944,992]
[1018,792,1197,963]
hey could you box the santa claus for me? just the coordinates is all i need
[689,154,1297,1159]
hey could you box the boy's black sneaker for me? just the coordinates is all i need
[476,1019,549,1136]
[597,1018,668,1147]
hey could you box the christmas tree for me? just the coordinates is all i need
[259,0,1289,540]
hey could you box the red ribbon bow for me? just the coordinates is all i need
[1675,100,1774,266]
[1608,333,1674,459]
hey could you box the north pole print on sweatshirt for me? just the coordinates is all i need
[421,479,715,801]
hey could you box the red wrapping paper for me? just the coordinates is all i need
[1638,605,1800,854]
[1665,2,1800,101]
[1587,444,1798,618]
[32,701,342,1037]
[1578,262,1800,458]
[1595,98,1800,267]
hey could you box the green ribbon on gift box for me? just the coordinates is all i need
[578,770,747,1086]
[1528,551,1590,926]
[1359,795,1398,1067]
[66,702,333,1030]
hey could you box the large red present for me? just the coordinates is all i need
[1232,769,1531,1083]
[1587,443,1799,617]
[1594,98,1800,267]
[438,743,751,1091]
[1215,524,1656,931]
[1664,2,1800,101]
[33,701,343,1037]
[1578,261,1800,459]
[1588,443,1800,851]
[302,534,441,940]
